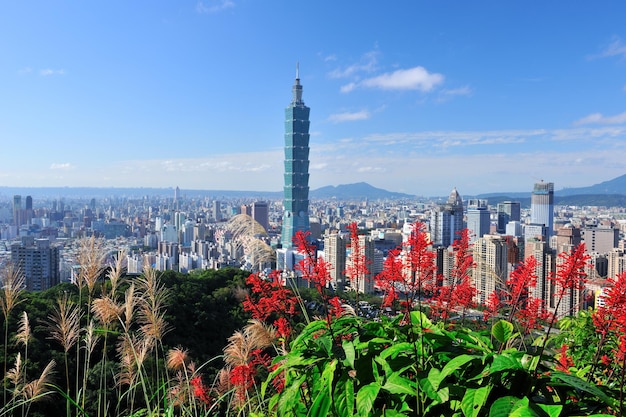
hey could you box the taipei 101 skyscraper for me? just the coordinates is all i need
[281,65,311,248]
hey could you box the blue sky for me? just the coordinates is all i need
[1,1,626,197]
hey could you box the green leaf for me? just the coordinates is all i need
[334,377,355,417]
[277,374,307,416]
[308,359,337,417]
[410,309,433,330]
[383,410,409,417]
[535,404,562,417]
[356,382,381,417]
[492,320,514,344]
[488,396,527,417]
[489,354,523,374]
[461,386,492,417]
[342,339,356,368]
[550,371,616,407]
[314,333,333,356]
[382,372,417,396]
[379,342,414,360]
[430,354,477,391]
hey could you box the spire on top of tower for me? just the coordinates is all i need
[292,63,303,105]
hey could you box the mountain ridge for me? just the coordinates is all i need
[1,174,625,203]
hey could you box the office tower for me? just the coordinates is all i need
[530,181,554,243]
[608,249,626,279]
[212,200,222,222]
[25,195,33,226]
[241,204,252,216]
[13,195,22,227]
[11,237,60,291]
[525,239,555,311]
[281,65,311,249]
[466,199,490,243]
[324,233,347,291]
[497,201,521,234]
[252,201,270,233]
[581,226,619,254]
[555,224,582,249]
[430,188,464,247]
[472,235,509,305]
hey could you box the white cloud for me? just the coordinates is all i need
[40,69,65,76]
[18,67,32,75]
[359,66,444,92]
[597,37,626,59]
[50,163,73,170]
[328,50,379,79]
[574,111,626,126]
[196,0,234,14]
[328,110,371,123]
[442,86,472,96]
[340,82,356,93]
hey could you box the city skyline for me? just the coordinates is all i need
[2,2,626,196]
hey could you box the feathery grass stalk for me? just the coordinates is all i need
[0,263,25,405]
[137,265,170,414]
[80,321,100,413]
[15,311,31,417]
[47,292,82,417]
[92,295,123,417]
[23,360,55,416]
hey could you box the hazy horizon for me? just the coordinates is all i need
[2,2,626,196]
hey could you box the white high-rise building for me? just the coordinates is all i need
[530,181,554,244]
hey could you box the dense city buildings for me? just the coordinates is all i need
[280,66,311,249]
[466,199,490,243]
[496,201,521,234]
[0,79,625,321]
[430,188,464,247]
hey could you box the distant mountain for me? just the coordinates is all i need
[558,174,626,196]
[311,182,415,200]
[475,174,626,207]
[0,183,413,201]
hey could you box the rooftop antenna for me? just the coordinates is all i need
[296,62,300,80]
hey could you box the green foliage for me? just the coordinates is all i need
[262,313,616,416]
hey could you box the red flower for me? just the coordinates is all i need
[190,375,211,405]
[550,244,590,300]
[556,344,574,373]
[275,316,291,340]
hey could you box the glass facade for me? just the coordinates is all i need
[281,72,311,248]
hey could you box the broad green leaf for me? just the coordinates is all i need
[410,310,433,330]
[536,404,562,417]
[509,406,541,417]
[342,339,356,368]
[383,410,409,417]
[382,372,417,396]
[550,371,616,407]
[308,360,337,417]
[492,320,514,344]
[461,386,492,417]
[277,374,307,416]
[488,396,525,417]
[334,377,355,417]
[379,342,414,360]
[489,354,523,374]
[430,354,477,391]
[576,364,591,379]
[356,382,381,417]
[314,333,333,356]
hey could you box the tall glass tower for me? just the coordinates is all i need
[281,66,311,248]
[530,181,554,243]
